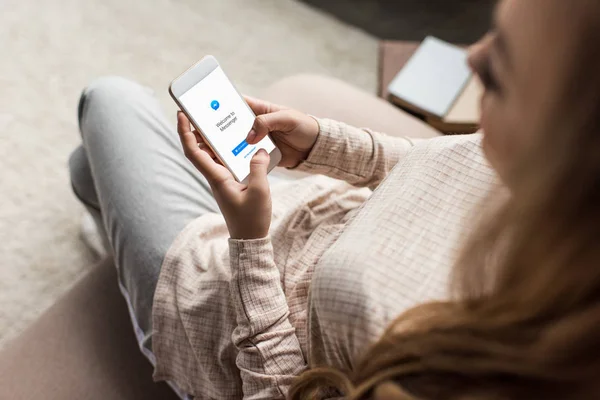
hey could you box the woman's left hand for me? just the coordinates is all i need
[177,111,272,240]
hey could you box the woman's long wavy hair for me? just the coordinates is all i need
[290,2,600,399]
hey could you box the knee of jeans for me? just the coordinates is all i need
[69,146,100,209]
[78,76,151,126]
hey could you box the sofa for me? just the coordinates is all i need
[0,258,178,400]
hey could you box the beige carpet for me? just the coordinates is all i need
[0,0,376,348]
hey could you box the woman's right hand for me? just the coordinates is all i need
[244,96,320,168]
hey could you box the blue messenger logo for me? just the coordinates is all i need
[210,100,220,110]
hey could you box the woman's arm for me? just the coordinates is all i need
[244,97,424,191]
[229,238,306,399]
[295,118,421,190]
[177,112,306,399]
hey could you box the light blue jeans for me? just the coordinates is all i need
[68,76,282,397]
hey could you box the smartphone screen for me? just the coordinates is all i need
[178,66,276,182]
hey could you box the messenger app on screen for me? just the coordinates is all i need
[179,66,275,181]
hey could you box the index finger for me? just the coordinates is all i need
[244,95,284,116]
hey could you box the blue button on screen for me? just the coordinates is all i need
[211,100,220,110]
[232,139,249,156]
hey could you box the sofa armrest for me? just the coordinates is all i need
[0,258,179,400]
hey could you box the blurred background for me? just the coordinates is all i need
[0,0,492,348]
[303,0,494,42]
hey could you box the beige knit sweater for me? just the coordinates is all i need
[151,118,497,399]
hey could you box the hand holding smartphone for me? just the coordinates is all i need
[170,56,282,184]
[170,56,321,239]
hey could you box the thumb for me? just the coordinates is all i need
[248,149,270,193]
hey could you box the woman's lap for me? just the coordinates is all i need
[69,76,291,353]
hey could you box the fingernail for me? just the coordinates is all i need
[252,149,264,159]
[247,129,257,143]
[256,148,268,157]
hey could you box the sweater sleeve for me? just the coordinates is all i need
[229,237,307,400]
[294,118,423,190]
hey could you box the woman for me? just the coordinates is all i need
[69,0,600,398]
[289,0,600,398]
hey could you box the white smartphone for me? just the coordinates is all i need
[169,55,282,184]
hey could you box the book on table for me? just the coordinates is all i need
[387,36,482,134]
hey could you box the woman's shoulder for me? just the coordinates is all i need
[401,133,491,180]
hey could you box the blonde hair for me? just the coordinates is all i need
[290,1,600,399]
